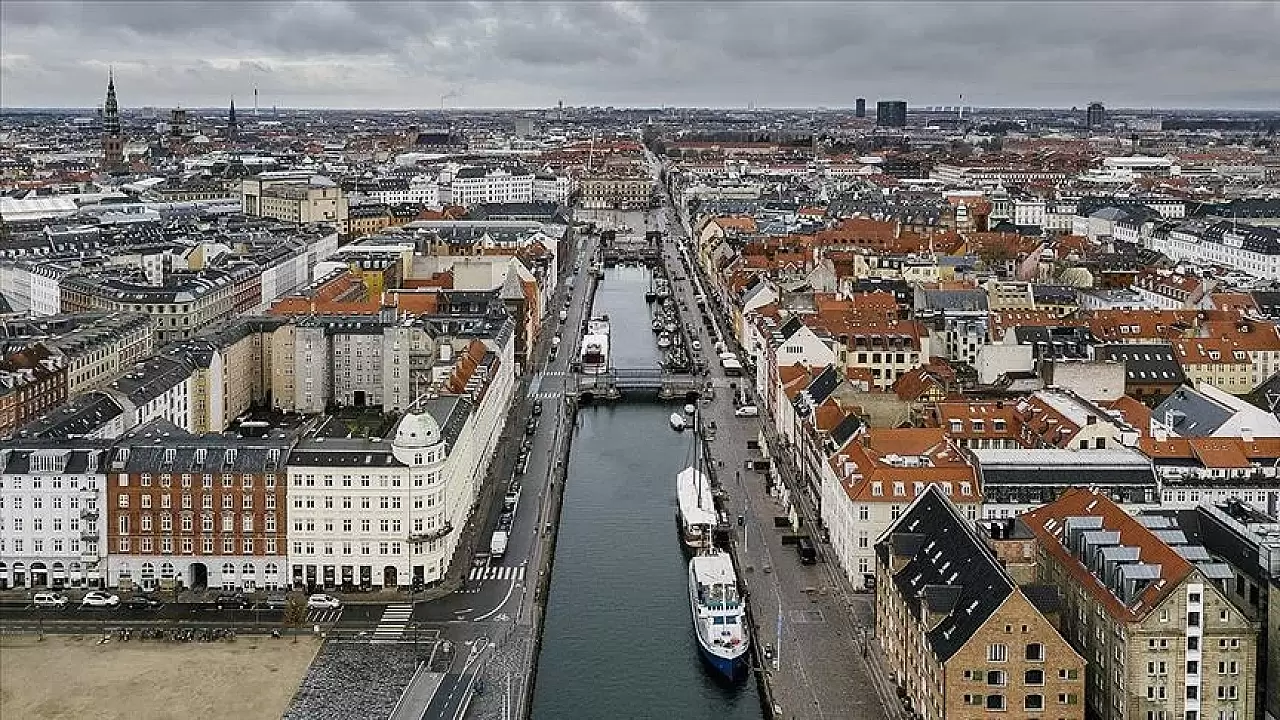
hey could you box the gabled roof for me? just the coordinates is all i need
[1021,488,1194,623]
[877,485,1015,662]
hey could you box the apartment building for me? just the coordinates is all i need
[0,346,67,435]
[823,428,980,590]
[240,174,349,230]
[1172,338,1253,395]
[285,339,515,589]
[973,447,1158,519]
[875,485,1085,720]
[60,264,261,344]
[1023,489,1257,720]
[578,172,656,210]
[105,425,290,592]
[0,444,108,589]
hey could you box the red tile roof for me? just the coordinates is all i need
[1022,489,1193,623]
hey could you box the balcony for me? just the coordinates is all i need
[80,531,100,543]
[408,522,454,544]
[80,509,99,521]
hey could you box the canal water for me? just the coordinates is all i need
[531,265,763,719]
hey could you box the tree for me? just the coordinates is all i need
[283,596,308,643]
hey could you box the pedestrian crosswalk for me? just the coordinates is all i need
[468,564,526,582]
[540,370,570,377]
[306,607,343,624]
[529,391,561,400]
[370,603,413,643]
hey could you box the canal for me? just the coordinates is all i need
[531,260,764,719]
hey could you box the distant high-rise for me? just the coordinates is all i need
[100,69,125,173]
[227,98,239,144]
[855,98,866,118]
[1086,101,1106,129]
[876,100,907,128]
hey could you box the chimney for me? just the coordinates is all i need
[1241,427,1254,443]
[1153,424,1168,442]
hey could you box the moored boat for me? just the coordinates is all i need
[579,316,611,375]
[688,552,750,682]
[670,413,686,431]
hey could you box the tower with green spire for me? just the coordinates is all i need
[101,68,125,172]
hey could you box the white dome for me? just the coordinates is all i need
[393,410,440,449]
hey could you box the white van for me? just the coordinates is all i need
[33,592,68,608]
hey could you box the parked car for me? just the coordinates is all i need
[214,593,250,610]
[122,595,163,610]
[32,592,68,608]
[307,594,341,610]
[734,405,760,418]
[504,485,522,511]
[525,417,537,435]
[80,591,120,608]
[797,537,818,565]
[691,340,702,351]
[263,594,290,610]
[532,399,544,416]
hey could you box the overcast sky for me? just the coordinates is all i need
[2,1,1277,110]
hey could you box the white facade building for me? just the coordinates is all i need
[0,445,108,589]
[285,320,516,589]
[450,167,537,206]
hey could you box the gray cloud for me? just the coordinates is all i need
[1,0,1277,110]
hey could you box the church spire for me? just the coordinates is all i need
[101,68,124,172]
[227,97,239,143]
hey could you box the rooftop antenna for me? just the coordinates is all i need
[958,93,964,123]
[254,87,259,118]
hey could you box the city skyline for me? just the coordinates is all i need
[1,0,1278,111]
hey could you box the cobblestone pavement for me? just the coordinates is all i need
[282,642,433,720]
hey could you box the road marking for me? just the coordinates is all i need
[473,573,520,622]
[467,565,526,582]
[306,607,343,624]
[370,603,414,643]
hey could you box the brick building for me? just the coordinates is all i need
[105,422,290,592]
[876,485,1085,720]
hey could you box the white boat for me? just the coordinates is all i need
[689,552,750,682]
[670,413,686,431]
[657,334,672,349]
[579,316,611,375]
[684,403,696,415]
[676,467,716,550]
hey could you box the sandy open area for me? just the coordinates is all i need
[0,634,320,720]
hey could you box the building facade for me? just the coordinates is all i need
[1023,489,1258,720]
[0,444,108,590]
[876,486,1085,720]
[105,427,290,592]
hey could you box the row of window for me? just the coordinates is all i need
[118,512,274,534]
[128,473,274,489]
[1,476,98,490]
[118,493,273,510]
[961,692,1072,710]
[0,495,95,510]
[117,536,273,555]
[292,541,402,556]
[1,538,89,554]
[290,495,439,510]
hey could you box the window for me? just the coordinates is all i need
[988,644,1008,662]
[987,670,1006,686]
[1024,669,1044,686]
[1025,643,1043,661]
[985,694,1005,711]
[1024,694,1043,710]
